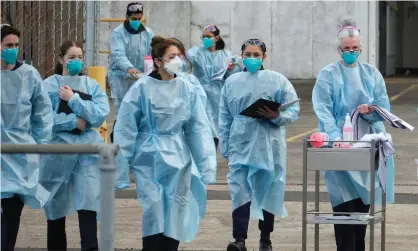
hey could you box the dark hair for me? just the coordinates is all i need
[54,40,84,75]
[167,37,192,73]
[150,36,179,70]
[126,2,144,16]
[240,39,267,71]
[1,25,20,42]
[206,25,225,50]
[240,39,267,55]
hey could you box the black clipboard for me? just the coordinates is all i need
[239,99,281,119]
[57,89,92,135]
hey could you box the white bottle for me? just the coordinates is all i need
[144,55,154,75]
[343,113,353,146]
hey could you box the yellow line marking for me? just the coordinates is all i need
[286,84,417,143]
[286,128,317,143]
[389,84,416,102]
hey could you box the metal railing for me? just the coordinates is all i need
[1,144,119,251]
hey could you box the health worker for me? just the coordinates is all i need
[114,36,217,251]
[108,2,154,141]
[312,18,394,251]
[219,38,300,251]
[187,25,240,149]
[40,41,110,251]
[1,24,54,251]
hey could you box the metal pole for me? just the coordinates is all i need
[94,0,100,66]
[85,0,95,68]
[99,145,118,251]
[0,144,117,154]
[302,139,308,251]
[369,140,376,251]
[314,170,320,251]
[381,142,386,251]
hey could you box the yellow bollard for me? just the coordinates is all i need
[87,66,108,143]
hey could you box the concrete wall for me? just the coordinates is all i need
[98,1,378,79]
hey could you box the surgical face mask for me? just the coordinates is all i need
[129,20,142,31]
[67,59,83,76]
[163,56,182,75]
[243,57,263,73]
[1,47,18,65]
[202,37,214,49]
[341,51,360,65]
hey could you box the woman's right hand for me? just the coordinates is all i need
[76,117,88,130]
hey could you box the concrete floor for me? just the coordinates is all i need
[15,78,418,250]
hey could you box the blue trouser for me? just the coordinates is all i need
[232,201,275,240]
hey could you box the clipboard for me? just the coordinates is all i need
[57,90,92,135]
[239,98,300,119]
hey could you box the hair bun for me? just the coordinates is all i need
[151,35,165,48]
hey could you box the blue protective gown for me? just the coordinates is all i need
[312,61,394,207]
[1,64,53,208]
[177,72,207,107]
[39,75,110,220]
[186,46,241,139]
[219,70,300,219]
[114,75,217,242]
[107,24,154,115]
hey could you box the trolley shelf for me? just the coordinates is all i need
[307,215,384,225]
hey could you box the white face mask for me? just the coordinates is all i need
[163,56,183,75]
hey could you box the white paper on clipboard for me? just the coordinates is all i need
[279,98,300,110]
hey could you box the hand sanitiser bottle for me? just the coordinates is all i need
[343,113,353,147]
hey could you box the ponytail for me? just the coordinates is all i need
[215,37,225,50]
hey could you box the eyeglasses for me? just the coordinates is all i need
[204,25,217,33]
[243,39,265,47]
[339,47,361,53]
[128,3,144,12]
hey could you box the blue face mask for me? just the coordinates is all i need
[342,51,360,65]
[129,20,142,31]
[67,59,83,76]
[243,58,263,73]
[202,38,214,49]
[1,48,18,65]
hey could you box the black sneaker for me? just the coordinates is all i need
[259,237,272,251]
[227,240,247,251]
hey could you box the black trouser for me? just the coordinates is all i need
[1,196,25,251]
[142,233,180,251]
[232,201,275,240]
[47,210,98,251]
[332,198,370,251]
[110,120,116,143]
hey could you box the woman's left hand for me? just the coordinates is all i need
[358,104,373,115]
[257,106,280,119]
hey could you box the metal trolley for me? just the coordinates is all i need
[301,139,386,251]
